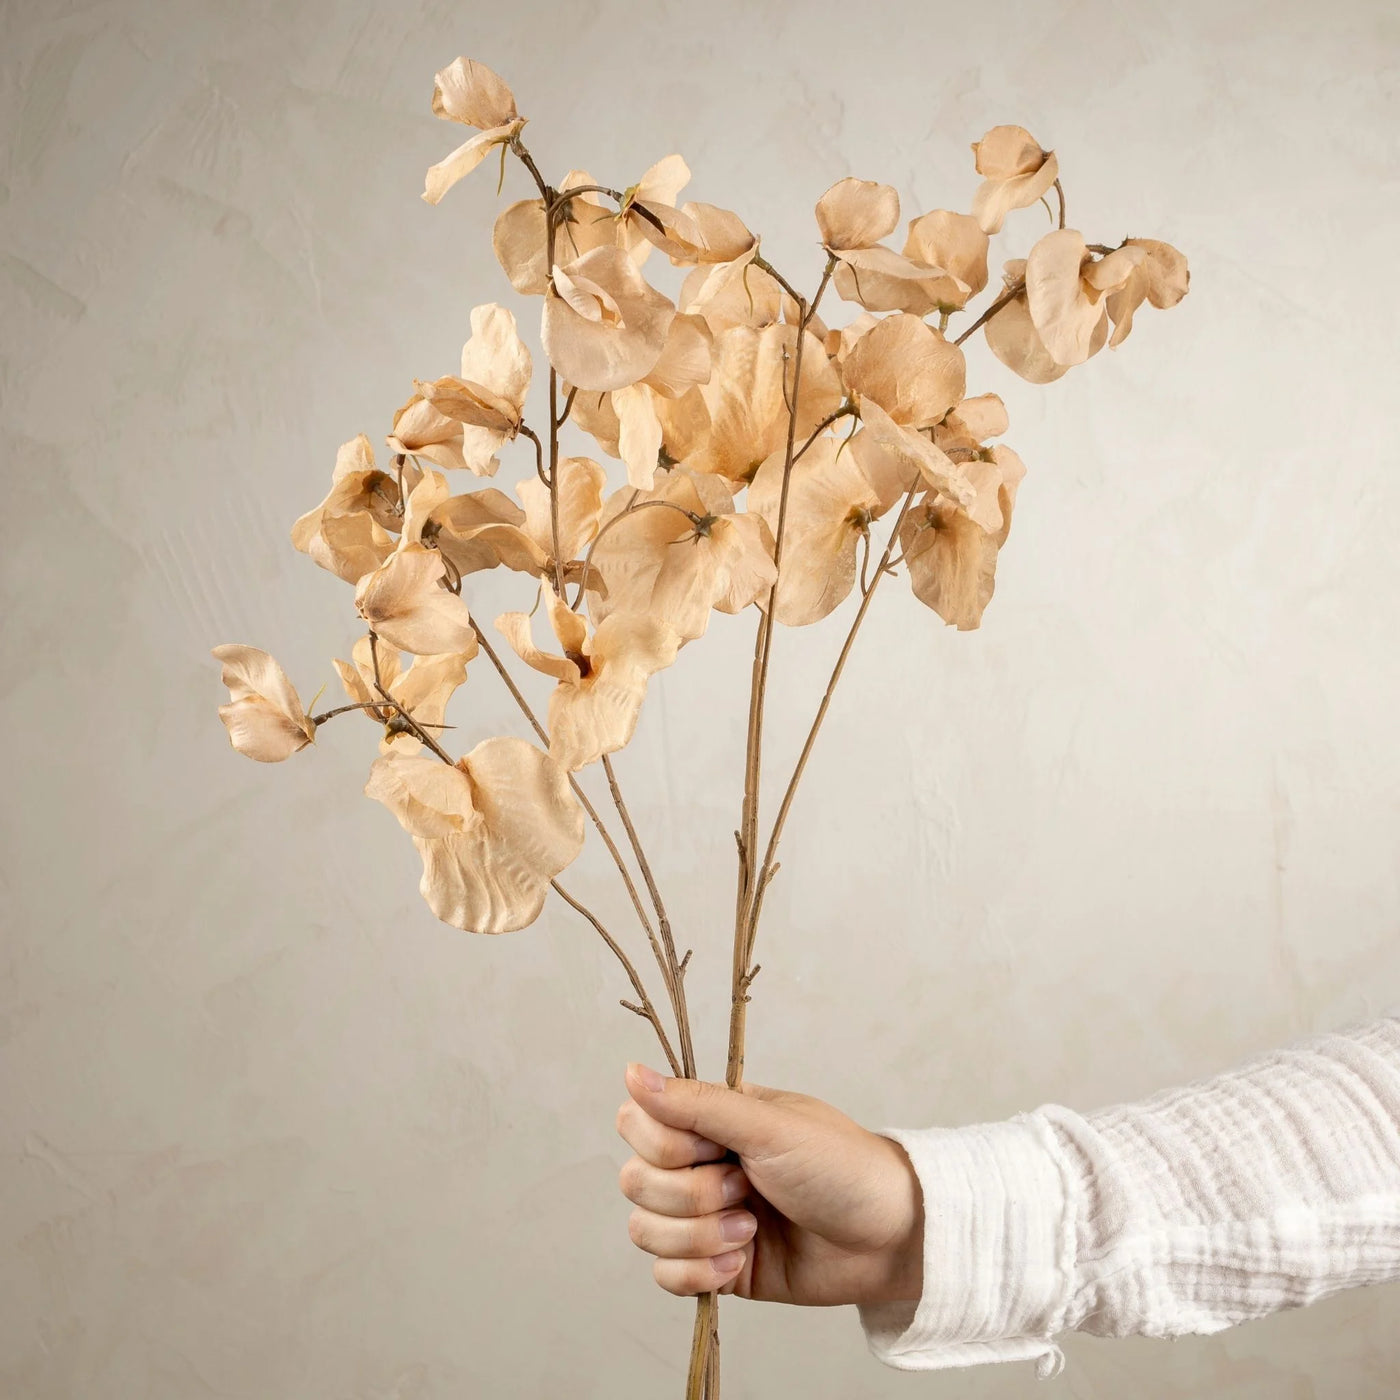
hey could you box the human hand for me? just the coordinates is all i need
[615,1063,924,1306]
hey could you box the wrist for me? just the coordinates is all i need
[864,1134,926,1305]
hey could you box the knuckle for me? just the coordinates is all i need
[614,1101,633,1139]
[654,1258,700,1298]
[627,1209,651,1251]
[618,1156,644,1202]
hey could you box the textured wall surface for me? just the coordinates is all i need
[3,0,1399,1395]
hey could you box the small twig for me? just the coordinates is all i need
[552,880,682,1076]
[954,281,1023,347]
[1054,178,1066,230]
[750,252,804,306]
[367,630,456,766]
[310,700,393,725]
[556,384,579,429]
[793,402,854,465]
[520,423,549,487]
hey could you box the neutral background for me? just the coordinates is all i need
[3,0,1398,1395]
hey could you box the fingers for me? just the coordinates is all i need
[628,1203,757,1261]
[616,1096,727,1169]
[653,1251,746,1297]
[619,1155,751,1217]
[624,1063,798,1160]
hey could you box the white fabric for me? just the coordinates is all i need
[857,1009,1400,1378]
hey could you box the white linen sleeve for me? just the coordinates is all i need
[857,1011,1400,1379]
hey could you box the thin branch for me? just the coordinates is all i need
[793,402,854,465]
[750,252,804,306]
[520,423,549,487]
[954,281,1023,347]
[742,487,918,952]
[602,753,696,1079]
[1054,178,1066,230]
[551,880,681,1076]
[310,699,392,725]
[570,499,703,610]
[367,630,456,766]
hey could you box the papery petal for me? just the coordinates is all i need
[422,119,525,206]
[614,383,665,489]
[568,388,621,458]
[857,399,976,508]
[842,313,966,429]
[688,323,842,481]
[644,313,713,397]
[679,246,783,332]
[984,293,1070,384]
[496,610,582,682]
[969,128,1058,235]
[460,303,533,417]
[902,210,989,307]
[832,246,969,316]
[365,750,477,838]
[517,455,607,560]
[934,393,1009,453]
[431,57,517,129]
[1025,229,1109,366]
[677,202,756,264]
[1106,238,1190,347]
[493,198,549,295]
[900,496,1001,630]
[428,487,527,575]
[542,247,675,392]
[354,543,477,654]
[548,614,681,770]
[412,738,584,933]
[815,177,900,251]
[332,433,377,482]
[211,644,315,762]
[387,395,468,473]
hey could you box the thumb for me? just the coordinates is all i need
[626,1063,798,1159]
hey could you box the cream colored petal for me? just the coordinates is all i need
[400,468,453,545]
[627,200,707,264]
[548,614,681,770]
[365,750,477,839]
[989,444,1027,549]
[857,400,976,508]
[696,514,777,616]
[902,210,989,307]
[971,125,1047,178]
[211,644,315,762]
[747,437,884,626]
[428,487,527,574]
[847,427,919,511]
[842,313,967,428]
[431,57,518,129]
[815,177,900,251]
[568,388,621,458]
[678,201,756,264]
[390,647,475,753]
[643,313,713,397]
[448,522,549,575]
[654,384,711,464]
[386,394,467,472]
[354,543,477,655]
[1107,239,1190,347]
[1025,229,1108,366]
[541,246,676,392]
[413,737,585,933]
[983,293,1070,384]
[542,582,588,658]
[460,302,533,415]
[422,119,524,207]
[679,247,783,332]
[900,496,1001,630]
[613,383,664,489]
[832,246,969,316]
[971,150,1060,234]
[517,455,607,561]
[554,183,618,265]
[302,510,397,584]
[332,432,376,482]
[935,393,1009,452]
[688,323,843,480]
[414,375,518,434]
[495,610,581,683]
[492,198,549,295]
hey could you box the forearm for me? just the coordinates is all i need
[858,1011,1400,1377]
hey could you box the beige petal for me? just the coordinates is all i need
[677,202,756,264]
[492,198,550,295]
[415,374,518,435]
[627,200,708,264]
[970,128,1058,234]
[842,313,967,429]
[366,750,477,839]
[427,487,527,575]
[517,455,607,561]
[548,614,681,770]
[748,437,885,626]
[902,210,989,308]
[496,609,582,683]
[431,57,517,129]
[649,512,777,637]
[410,738,585,932]
[400,468,453,546]
[934,393,1009,453]
[423,119,525,207]
[613,383,664,489]
[654,385,711,464]
[387,394,468,473]
[542,246,675,392]
[211,644,315,762]
[815,177,900,251]
[1025,229,1110,365]
[332,432,377,482]
[857,399,976,508]
[354,543,477,654]
[644,313,713,397]
[1106,238,1190,347]
[568,387,621,458]
[983,293,1070,384]
[679,246,783,332]
[832,246,969,316]
[900,496,1001,630]
[687,323,843,481]
[460,302,532,418]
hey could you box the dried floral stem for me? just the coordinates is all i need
[793,402,854,464]
[1054,178,1067,230]
[602,753,696,1079]
[954,280,1023,347]
[551,880,682,1076]
[471,619,688,1064]
[309,699,394,724]
[743,487,918,949]
[547,369,566,595]
[367,630,457,766]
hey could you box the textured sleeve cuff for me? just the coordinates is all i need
[856,1113,1076,1378]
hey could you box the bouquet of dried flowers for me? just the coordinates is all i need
[212,55,1187,1397]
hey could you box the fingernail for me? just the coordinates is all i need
[631,1063,665,1093]
[720,1211,757,1243]
[721,1171,747,1205]
[712,1250,745,1275]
